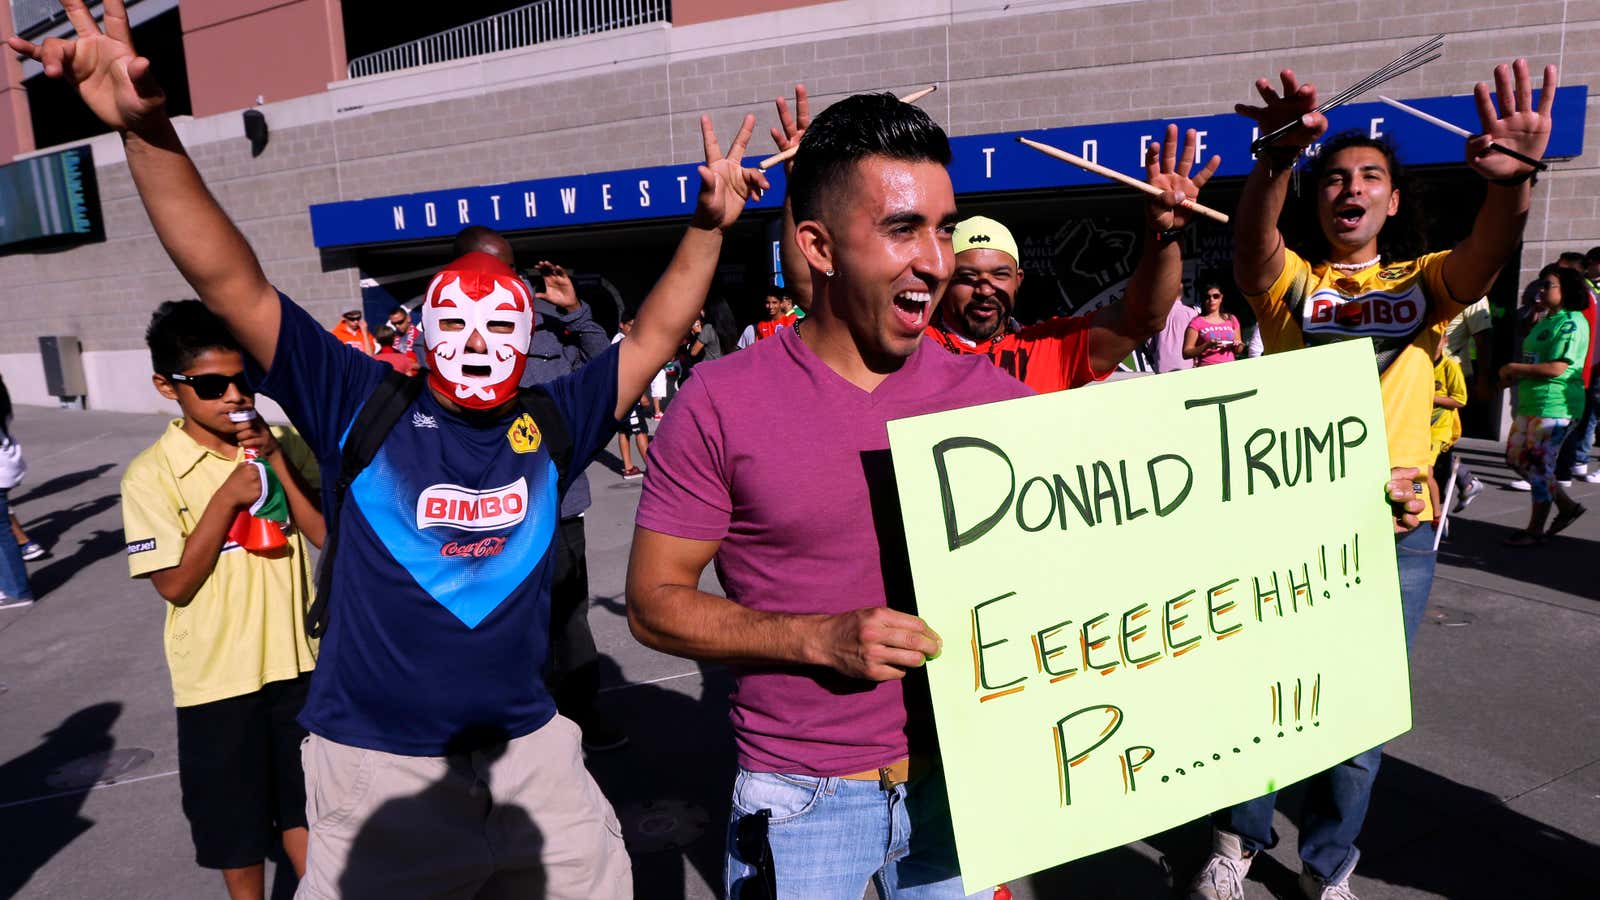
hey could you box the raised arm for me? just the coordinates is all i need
[616,115,768,419]
[1442,60,1558,303]
[1085,125,1221,373]
[8,0,281,368]
[1232,71,1329,294]
[769,85,813,310]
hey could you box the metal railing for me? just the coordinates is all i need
[347,0,670,80]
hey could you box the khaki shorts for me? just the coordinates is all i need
[295,715,630,900]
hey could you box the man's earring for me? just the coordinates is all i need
[824,268,835,277]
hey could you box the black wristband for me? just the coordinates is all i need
[1259,146,1303,173]
[1491,169,1538,187]
[1152,226,1186,246]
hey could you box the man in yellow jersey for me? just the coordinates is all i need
[1187,59,1558,900]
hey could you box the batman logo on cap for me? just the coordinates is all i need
[969,234,991,243]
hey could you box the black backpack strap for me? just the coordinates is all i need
[306,370,425,638]
[515,386,574,495]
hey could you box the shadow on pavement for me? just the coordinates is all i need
[1353,756,1599,898]
[585,654,735,900]
[29,527,126,599]
[1027,751,1600,899]
[0,702,120,898]
[1437,516,1598,601]
[9,464,117,508]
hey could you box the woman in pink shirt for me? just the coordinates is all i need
[1183,283,1244,366]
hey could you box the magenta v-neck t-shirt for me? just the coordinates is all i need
[636,326,1033,776]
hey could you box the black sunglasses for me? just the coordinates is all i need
[733,809,775,900]
[167,371,255,400]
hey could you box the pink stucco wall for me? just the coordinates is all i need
[0,2,34,162]
[179,0,347,117]
[672,0,831,26]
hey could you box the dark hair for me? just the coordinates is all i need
[389,305,410,319]
[1289,132,1425,265]
[704,296,739,355]
[1587,246,1600,264]
[373,324,398,346]
[145,300,242,374]
[788,92,952,224]
[1549,267,1592,312]
[1559,251,1586,267]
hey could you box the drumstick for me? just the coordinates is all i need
[758,85,939,170]
[1377,95,1549,171]
[1015,136,1230,224]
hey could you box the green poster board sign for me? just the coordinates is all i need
[886,340,1412,892]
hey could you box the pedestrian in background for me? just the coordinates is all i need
[1502,266,1590,544]
[0,372,35,609]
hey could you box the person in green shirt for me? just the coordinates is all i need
[1501,266,1591,544]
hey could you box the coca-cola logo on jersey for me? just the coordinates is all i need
[440,536,508,558]
[417,477,528,532]
[1302,286,1422,337]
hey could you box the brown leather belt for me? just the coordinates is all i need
[840,757,928,790]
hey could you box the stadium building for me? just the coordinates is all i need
[0,0,1593,440]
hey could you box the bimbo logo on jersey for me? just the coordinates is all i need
[417,478,528,531]
[1302,287,1423,338]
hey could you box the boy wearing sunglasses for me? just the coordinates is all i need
[119,300,326,900]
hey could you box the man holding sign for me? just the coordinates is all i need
[1189,59,1558,900]
[626,93,1213,898]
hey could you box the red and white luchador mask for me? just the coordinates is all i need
[421,252,534,410]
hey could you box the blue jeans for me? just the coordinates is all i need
[1556,385,1600,478]
[1217,526,1436,882]
[724,766,982,900]
[0,489,32,600]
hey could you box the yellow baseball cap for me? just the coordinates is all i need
[952,216,1018,266]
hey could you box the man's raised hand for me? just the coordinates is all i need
[691,114,769,233]
[7,0,165,133]
[532,260,579,310]
[769,83,811,174]
[1469,59,1557,181]
[1236,69,1327,155]
[1143,124,1221,231]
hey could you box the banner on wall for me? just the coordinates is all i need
[308,89,1585,248]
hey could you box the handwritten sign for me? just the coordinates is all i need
[886,340,1411,892]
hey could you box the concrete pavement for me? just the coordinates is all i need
[0,400,1595,899]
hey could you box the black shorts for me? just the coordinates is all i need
[175,672,311,869]
[620,405,650,437]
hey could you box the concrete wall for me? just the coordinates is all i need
[1,0,1597,412]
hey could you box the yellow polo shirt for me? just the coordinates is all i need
[120,420,319,707]
[1248,248,1464,521]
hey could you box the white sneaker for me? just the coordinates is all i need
[1583,471,1600,483]
[1187,829,1251,900]
[1558,478,1574,487]
[1299,870,1359,900]
[1507,479,1532,491]
[1575,464,1589,476]
[0,592,35,610]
